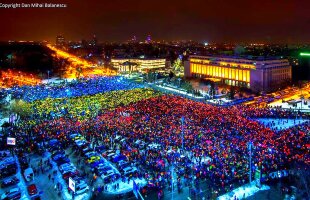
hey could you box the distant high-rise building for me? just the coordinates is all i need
[146,35,151,43]
[56,35,66,47]
[90,34,97,46]
[132,35,137,42]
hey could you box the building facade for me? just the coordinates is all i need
[184,55,292,92]
[111,58,166,72]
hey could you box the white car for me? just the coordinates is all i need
[59,163,75,172]
[85,151,98,158]
[103,150,115,156]
[106,153,116,160]
[75,140,86,147]
[122,166,137,176]
[75,182,89,195]
[101,169,114,178]
[61,166,77,174]
[92,162,109,171]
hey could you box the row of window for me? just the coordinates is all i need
[190,64,250,82]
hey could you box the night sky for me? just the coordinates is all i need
[0,0,310,43]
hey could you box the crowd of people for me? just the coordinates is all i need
[1,76,309,199]
[5,76,143,102]
[29,88,161,119]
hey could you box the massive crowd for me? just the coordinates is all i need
[6,76,143,102]
[1,77,309,198]
[29,88,161,119]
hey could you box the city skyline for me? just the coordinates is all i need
[0,0,310,43]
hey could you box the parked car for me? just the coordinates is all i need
[24,168,34,182]
[59,163,75,173]
[91,162,108,173]
[18,157,29,171]
[62,171,79,181]
[118,161,131,170]
[89,159,105,169]
[0,164,17,179]
[81,147,92,155]
[72,182,89,195]
[87,156,101,164]
[1,176,19,188]
[121,166,137,176]
[101,169,114,178]
[61,167,77,175]
[112,154,127,163]
[1,187,21,200]
[27,184,38,196]
[52,153,66,161]
[102,150,115,157]
[106,153,116,161]
[85,151,98,158]
[94,145,106,153]
[55,157,70,166]
[51,150,65,158]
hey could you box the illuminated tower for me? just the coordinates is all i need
[56,35,66,47]
[132,35,137,42]
[146,35,151,43]
[90,34,97,46]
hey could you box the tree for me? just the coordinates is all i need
[234,45,245,56]
[229,85,235,100]
[0,94,9,117]
[169,71,175,80]
[10,99,32,119]
[173,58,184,75]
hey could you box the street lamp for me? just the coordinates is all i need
[171,164,174,200]
[171,157,177,200]
[181,116,185,152]
[47,70,50,84]
[178,78,182,88]
[248,142,253,183]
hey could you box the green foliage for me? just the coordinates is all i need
[173,58,184,73]
[10,99,32,118]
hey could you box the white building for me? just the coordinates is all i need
[111,58,166,72]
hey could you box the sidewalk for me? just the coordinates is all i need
[105,178,147,195]
[217,181,270,200]
[149,84,205,101]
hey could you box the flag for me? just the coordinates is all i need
[133,180,139,199]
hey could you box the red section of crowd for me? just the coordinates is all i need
[25,95,309,186]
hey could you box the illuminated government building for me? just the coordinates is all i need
[111,58,166,73]
[184,55,292,92]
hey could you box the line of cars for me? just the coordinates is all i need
[71,133,140,185]
[0,151,39,200]
[49,138,89,196]
[69,134,122,185]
